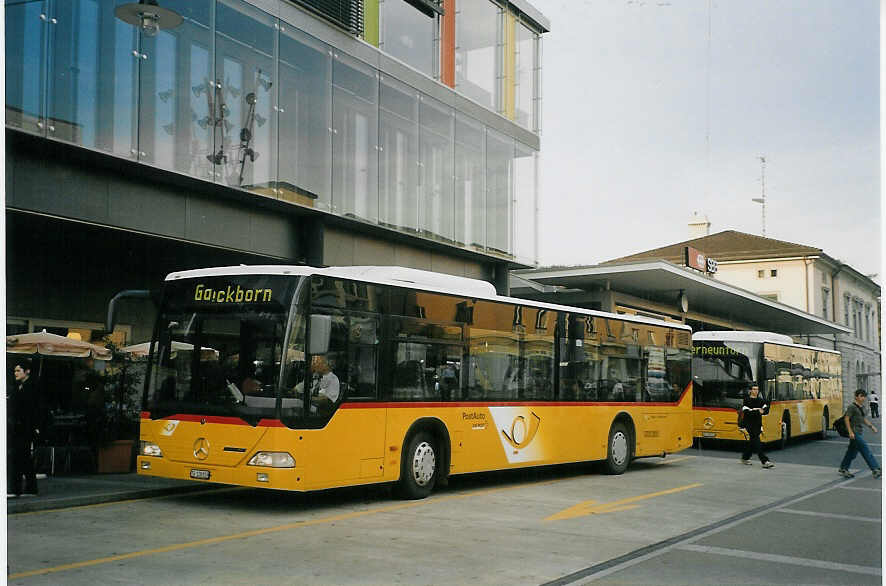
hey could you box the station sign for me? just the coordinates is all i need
[684,246,718,274]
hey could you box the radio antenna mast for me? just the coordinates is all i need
[751,155,766,236]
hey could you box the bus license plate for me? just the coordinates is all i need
[702,432,716,438]
[190,469,211,480]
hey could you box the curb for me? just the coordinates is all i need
[7,483,223,514]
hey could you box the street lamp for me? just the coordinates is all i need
[115,0,183,37]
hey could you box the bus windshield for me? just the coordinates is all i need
[692,341,760,409]
[145,275,304,424]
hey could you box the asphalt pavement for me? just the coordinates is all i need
[6,428,881,584]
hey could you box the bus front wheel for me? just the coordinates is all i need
[605,421,632,475]
[398,432,438,499]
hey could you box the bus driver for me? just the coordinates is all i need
[294,355,340,414]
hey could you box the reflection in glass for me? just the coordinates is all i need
[138,0,211,176]
[379,76,419,231]
[514,142,536,265]
[455,0,500,109]
[333,53,379,221]
[380,0,436,77]
[454,114,485,248]
[486,128,514,255]
[45,0,138,157]
[6,0,48,134]
[215,0,277,192]
[420,95,454,241]
[278,27,332,207]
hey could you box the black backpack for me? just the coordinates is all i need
[833,405,863,437]
[833,413,850,438]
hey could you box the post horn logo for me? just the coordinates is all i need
[501,412,541,449]
[193,437,210,460]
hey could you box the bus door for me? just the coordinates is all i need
[303,310,386,484]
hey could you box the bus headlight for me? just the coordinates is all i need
[140,441,163,457]
[247,452,295,468]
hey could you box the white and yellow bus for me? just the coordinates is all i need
[692,331,842,447]
[136,265,693,498]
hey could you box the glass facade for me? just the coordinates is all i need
[455,0,500,111]
[380,0,437,78]
[514,20,537,130]
[5,0,540,265]
[379,74,419,231]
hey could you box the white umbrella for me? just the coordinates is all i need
[120,341,218,360]
[6,329,112,360]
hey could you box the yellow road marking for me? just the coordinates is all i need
[656,455,694,465]
[8,480,560,580]
[545,482,703,521]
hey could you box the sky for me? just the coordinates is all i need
[530,0,881,278]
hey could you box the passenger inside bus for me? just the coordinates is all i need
[606,366,625,401]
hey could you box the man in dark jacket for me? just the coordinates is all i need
[8,361,39,496]
[740,385,774,468]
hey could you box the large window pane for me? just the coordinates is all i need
[514,142,536,265]
[454,114,485,248]
[333,52,379,221]
[420,94,454,241]
[455,0,499,109]
[137,1,212,178]
[514,21,536,130]
[6,0,48,135]
[46,0,138,157]
[379,75,419,232]
[278,27,332,207]
[486,128,513,255]
[380,0,436,77]
[214,0,277,192]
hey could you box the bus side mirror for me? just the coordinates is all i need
[308,315,332,355]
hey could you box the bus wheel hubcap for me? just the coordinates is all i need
[611,431,628,465]
[412,442,435,486]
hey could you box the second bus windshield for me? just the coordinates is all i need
[692,341,760,408]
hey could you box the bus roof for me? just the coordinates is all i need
[165,265,692,332]
[692,330,840,355]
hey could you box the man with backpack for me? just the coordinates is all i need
[838,389,881,479]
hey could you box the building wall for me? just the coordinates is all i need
[714,258,809,308]
[5,0,543,268]
[322,226,489,280]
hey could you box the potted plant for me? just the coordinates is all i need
[93,342,142,473]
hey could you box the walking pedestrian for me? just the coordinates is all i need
[838,389,881,478]
[740,384,774,468]
[7,360,40,496]
[868,390,879,418]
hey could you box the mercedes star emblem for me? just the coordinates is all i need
[193,437,210,460]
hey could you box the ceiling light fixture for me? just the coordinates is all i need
[115,0,183,37]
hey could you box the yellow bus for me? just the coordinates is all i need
[692,331,842,447]
[135,265,693,498]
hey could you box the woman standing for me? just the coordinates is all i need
[740,385,775,469]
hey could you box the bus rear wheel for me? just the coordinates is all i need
[398,432,438,499]
[605,421,632,475]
